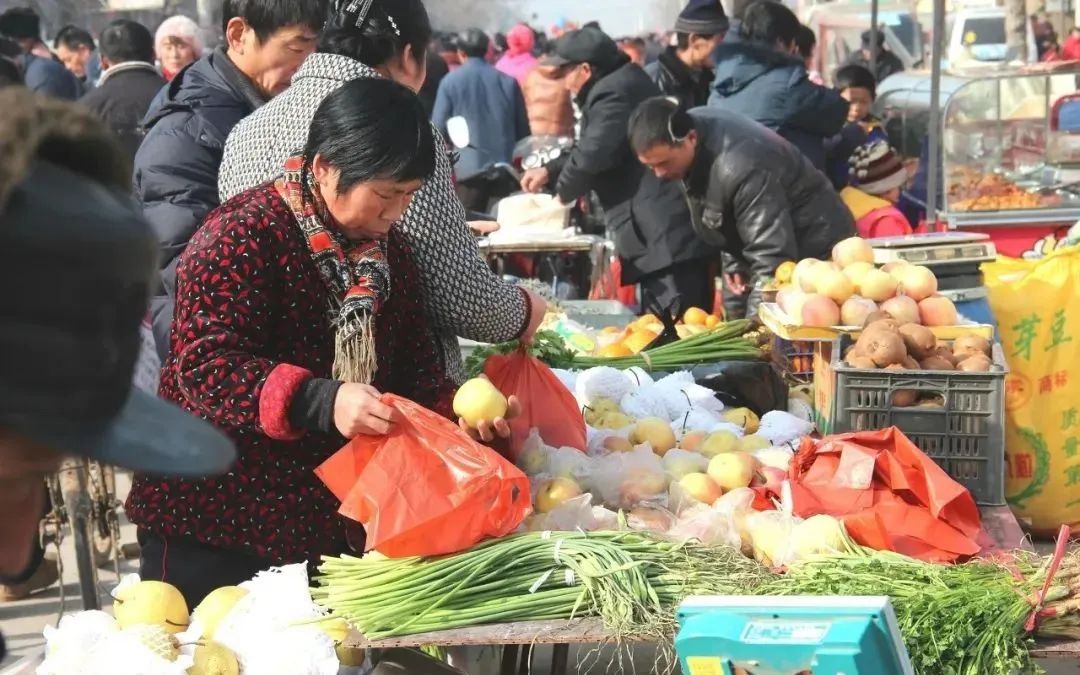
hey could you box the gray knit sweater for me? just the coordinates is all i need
[219,53,529,382]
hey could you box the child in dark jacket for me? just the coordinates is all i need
[825,64,888,190]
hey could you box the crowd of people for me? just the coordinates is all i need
[0,0,932,611]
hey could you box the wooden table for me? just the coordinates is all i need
[348,619,613,675]
[345,506,1080,673]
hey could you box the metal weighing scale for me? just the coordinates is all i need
[868,232,998,329]
[675,596,915,675]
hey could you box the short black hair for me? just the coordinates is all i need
[304,77,436,193]
[457,28,490,58]
[99,19,154,64]
[321,0,431,67]
[0,7,40,41]
[628,96,693,154]
[676,32,718,50]
[221,0,327,43]
[740,1,800,48]
[861,29,886,49]
[55,25,96,51]
[834,64,876,98]
[795,24,815,59]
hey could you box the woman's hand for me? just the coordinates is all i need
[459,395,522,443]
[333,383,396,438]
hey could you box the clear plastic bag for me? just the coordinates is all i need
[591,445,669,510]
[661,448,709,481]
[668,503,744,549]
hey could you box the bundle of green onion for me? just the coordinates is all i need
[757,546,1046,675]
[562,320,764,370]
[313,531,768,640]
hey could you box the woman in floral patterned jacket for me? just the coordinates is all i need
[126,78,516,607]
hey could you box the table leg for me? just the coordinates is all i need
[549,644,569,675]
[500,645,519,675]
[517,645,532,675]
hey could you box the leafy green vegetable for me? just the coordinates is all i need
[463,330,576,379]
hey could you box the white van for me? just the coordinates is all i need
[946,8,1038,68]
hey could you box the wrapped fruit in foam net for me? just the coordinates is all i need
[575,366,636,407]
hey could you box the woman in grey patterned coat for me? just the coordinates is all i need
[219,0,546,382]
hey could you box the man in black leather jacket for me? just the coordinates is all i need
[521,28,716,312]
[629,97,856,315]
[645,0,728,109]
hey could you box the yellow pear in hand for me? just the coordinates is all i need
[454,378,508,429]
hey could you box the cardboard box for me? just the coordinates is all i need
[758,303,995,342]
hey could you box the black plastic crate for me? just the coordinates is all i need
[825,334,1008,506]
[773,337,816,383]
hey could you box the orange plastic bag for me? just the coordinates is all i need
[484,349,586,459]
[315,394,531,558]
[788,427,983,563]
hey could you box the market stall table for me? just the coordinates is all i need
[346,506,1080,674]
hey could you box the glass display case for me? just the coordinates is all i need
[876,65,1080,231]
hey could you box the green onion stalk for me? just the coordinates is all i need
[313,531,769,642]
[756,542,1052,675]
[463,322,765,378]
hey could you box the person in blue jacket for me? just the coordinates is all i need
[0,7,80,100]
[709,0,847,171]
[133,0,325,362]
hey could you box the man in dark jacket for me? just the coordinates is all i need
[433,28,529,210]
[646,0,728,109]
[134,0,325,361]
[55,24,103,93]
[0,8,80,100]
[81,20,164,167]
[630,98,856,315]
[845,29,905,84]
[709,0,847,171]
[521,27,715,312]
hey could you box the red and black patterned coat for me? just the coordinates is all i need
[126,183,458,565]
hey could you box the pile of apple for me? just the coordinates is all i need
[777,237,959,329]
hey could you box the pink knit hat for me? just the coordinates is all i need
[507,24,536,55]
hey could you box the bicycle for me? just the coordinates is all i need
[43,459,123,612]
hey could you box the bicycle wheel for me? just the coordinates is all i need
[58,459,101,611]
[87,462,118,570]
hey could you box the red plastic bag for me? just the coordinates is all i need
[484,349,586,460]
[788,427,983,563]
[315,395,531,558]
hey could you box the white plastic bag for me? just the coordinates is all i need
[758,411,815,447]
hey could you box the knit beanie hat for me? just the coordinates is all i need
[850,140,907,195]
[675,0,730,35]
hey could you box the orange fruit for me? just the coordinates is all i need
[775,261,797,285]
[598,343,634,358]
[601,326,622,335]
[683,307,709,326]
[705,314,721,329]
[623,330,658,354]
[635,313,660,327]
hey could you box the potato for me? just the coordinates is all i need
[902,356,922,370]
[863,311,897,328]
[844,344,860,359]
[920,356,955,371]
[846,355,878,369]
[898,324,937,360]
[957,354,993,372]
[884,365,920,406]
[860,332,908,367]
[953,335,992,359]
[934,344,961,366]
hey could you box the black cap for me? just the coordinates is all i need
[540,27,621,69]
[0,91,235,477]
[676,0,730,35]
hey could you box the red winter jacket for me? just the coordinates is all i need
[126,183,457,565]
